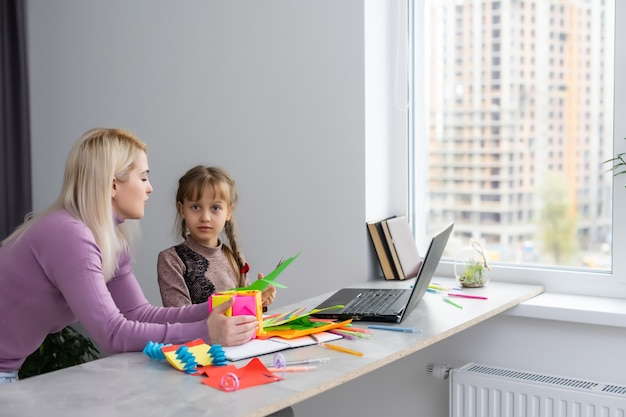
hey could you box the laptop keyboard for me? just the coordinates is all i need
[342,289,404,315]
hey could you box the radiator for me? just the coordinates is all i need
[450,362,626,417]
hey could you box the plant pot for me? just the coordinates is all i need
[454,242,489,288]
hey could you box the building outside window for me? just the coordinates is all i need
[410,0,616,278]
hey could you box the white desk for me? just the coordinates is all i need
[0,278,543,417]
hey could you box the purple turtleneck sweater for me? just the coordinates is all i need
[0,209,210,373]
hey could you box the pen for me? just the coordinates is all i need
[447,293,487,300]
[309,334,364,357]
[328,329,359,340]
[432,282,463,291]
[335,329,372,339]
[267,366,317,373]
[442,296,463,309]
[429,284,453,292]
[284,357,330,366]
[338,326,374,335]
[368,325,422,334]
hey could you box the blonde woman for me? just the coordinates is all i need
[0,128,257,385]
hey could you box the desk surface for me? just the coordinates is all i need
[0,278,543,417]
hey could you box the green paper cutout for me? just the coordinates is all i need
[234,252,300,292]
[264,316,328,331]
[262,305,343,328]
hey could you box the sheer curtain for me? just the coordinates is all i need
[0,0,31,240]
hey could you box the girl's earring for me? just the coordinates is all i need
[112,195,118,201]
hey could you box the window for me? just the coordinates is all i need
[408,0,623,294]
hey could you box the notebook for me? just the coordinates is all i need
[385,216,423,279]
[311,222,454,323]
[220,332,342,361]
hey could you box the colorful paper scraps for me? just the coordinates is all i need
[143,340,283,391]
[262,306,309,327]
[261,319,353,339]
[259,305,351,339]
[195,357,283,392]
[143,339,227,373]
[263,305,342,328]
[234,253,301,292]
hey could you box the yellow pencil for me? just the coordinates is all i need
[309,334,364,357]
[319,342,364,357]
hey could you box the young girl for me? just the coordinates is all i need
[0,129,257,385]
[157,166,276,308]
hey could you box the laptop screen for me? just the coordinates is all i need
[399,222,454,321]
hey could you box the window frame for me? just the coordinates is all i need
[407,0,626,298]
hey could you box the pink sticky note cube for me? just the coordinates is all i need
[209,290,263,337]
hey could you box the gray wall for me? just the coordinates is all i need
[25,1,626,416]
[27,0,371,309]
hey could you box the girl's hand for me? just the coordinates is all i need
[207,297,257,346]
[258,272,277,307]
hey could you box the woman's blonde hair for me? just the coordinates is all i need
[3,128,147,281]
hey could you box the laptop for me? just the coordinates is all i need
[311,222,454,323]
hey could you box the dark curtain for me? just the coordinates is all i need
[0,0,31,241]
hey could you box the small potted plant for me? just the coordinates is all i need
[455,240,490,288]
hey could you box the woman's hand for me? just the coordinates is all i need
[258,272,277,307]
[207,297,257,346]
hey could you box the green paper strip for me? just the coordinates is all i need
[262,305,343,328]
[234,252,301,292]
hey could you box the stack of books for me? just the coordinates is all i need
[366,215,422,280]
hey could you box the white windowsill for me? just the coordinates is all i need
[503,293,626,329]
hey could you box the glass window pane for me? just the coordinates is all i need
[411,0,614,272]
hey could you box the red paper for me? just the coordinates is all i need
[195,358,283,391]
